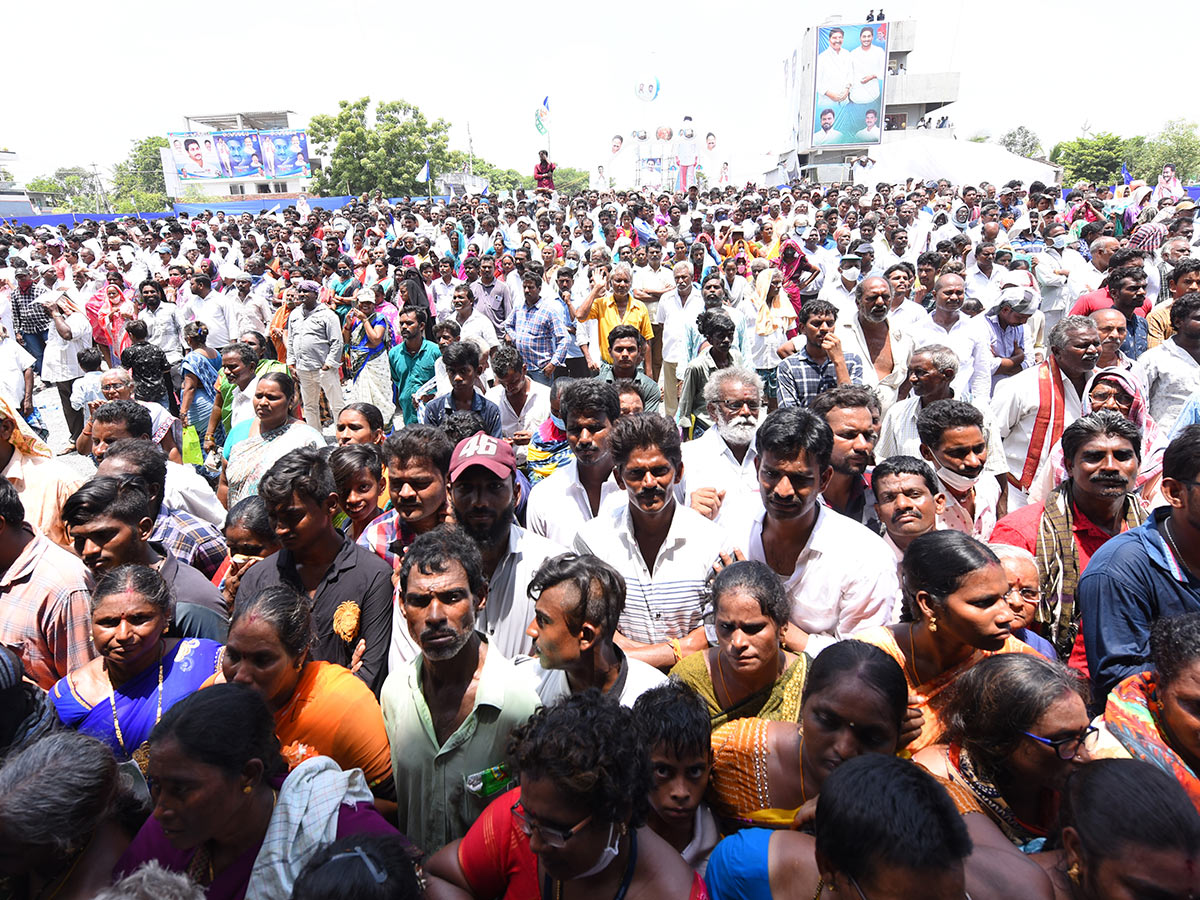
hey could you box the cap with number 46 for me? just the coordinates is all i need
[449,433,517,482]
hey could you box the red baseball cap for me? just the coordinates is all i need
[449,433,516,482]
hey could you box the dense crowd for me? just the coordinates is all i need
[0,165,1198,900]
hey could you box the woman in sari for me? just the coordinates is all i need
[212,585,394,803]
[426,691,708,900]
[326,260,361,324]
[342,288,395,423]
[219,372,324,507]
[857,530,1041,753]
[746,269,794,409]
[50,564,223,773]
[774,238,820,318]
[179,322,224,450]
[1028,367,1167,507]
[1092,612,1200,812]
[1035,760,1200,900]
[914,654,1095,852]
[671,560,807,728]
[705,640,906,832]
[0,732,148,900]
[113,684,398,900]
[268,286,299,364]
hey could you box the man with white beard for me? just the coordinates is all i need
[676,366,764,528]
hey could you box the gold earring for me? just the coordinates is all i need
[1067,862,1080,884]
[928,616,937,633]
[243,785,253,795]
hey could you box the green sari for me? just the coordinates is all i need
[670,651,809,728]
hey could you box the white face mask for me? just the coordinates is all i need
[1052,235,1068,250]
[841,267,861,282]
[936,463,981,492]
[571,823,621,880]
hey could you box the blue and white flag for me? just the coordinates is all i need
[416,160,431,183]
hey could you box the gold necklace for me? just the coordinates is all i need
[109,643,164,774]
[1163,518,1197,578]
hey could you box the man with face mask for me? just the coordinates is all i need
[993,411,1145,672]
[817,252,862,318]
[836,275,914,412]
[380,525,539,854]
[677,367,764,527]
[916,399,1000,542]
[1033,223,1080,333]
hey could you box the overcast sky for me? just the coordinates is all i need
[5,0,1195,188]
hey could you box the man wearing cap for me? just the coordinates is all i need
[447,432,565,659]
[985,273,1037,392]
[287,280,345,433]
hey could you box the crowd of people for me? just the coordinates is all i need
[0,166,1198,900]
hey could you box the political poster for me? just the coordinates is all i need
[258,130,311,178]
[810,22,888,148]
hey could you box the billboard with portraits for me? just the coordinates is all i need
[167,129,309,181]
[810,21,887,148]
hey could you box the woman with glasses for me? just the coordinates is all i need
[1092,612,1200,812]
[1035,759,1200,900]
[914,654,1094,852]
[425,691,707,899]
[988,544,1057,659]
[858,531,1043,752]
[1027,367,1168,507]
[671,560,809,728]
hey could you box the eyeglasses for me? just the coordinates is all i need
[1023,726,1099,760]
[1005,586,1040,603]
[718,399,761,414]
[511,800,593,848]
[850,876,972,900]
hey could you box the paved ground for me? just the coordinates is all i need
[35,383,97,479]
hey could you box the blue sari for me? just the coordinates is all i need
[181,348,223,443]
[705,829,774,900]
[51,638,224,763]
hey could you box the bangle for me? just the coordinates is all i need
[204,433,214,441]
[671,639,684,664]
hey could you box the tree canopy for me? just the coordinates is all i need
[1049,132,1125,185]
[999,126,1042,159]
[109,135,169,213]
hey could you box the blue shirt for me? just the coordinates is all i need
[421,390,504,438]
[776,344,865,409]
[1120,311,1150,360]
[1080,508,1200,699]
[505,297,571,372]
[389,339,441,425]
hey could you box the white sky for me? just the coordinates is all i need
[5,0,1196,188]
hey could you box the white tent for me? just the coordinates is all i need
[851,135,1058,188]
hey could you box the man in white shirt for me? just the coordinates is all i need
[430,257,461,317]
[1034,223,1079,333]
[655,263,705,418]
[914,273,993,403]
[816,27,854,107]
[848,26,886,105]
[633,242,675,380]
[817,253,861,318]
[812,109,844,146]
[517,553,667,707]
[575,413,731,671]
[180,274,238,349]
[678,366,764,529]
[527,381,624,547]
[451,284,500,370]
[729,405,900,656]
[40,292,92,445]
[963,242,1008,307]
[224,269,274,337]
[1133,293,1200,432]
[990,316,1100,509]
[484,346,550,468]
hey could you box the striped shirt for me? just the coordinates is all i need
[0,526,95,689]
[505,298,571,372]
[574,501,732,644]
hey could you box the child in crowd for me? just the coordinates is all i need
[632,681,719,876]
[69,347,106,427]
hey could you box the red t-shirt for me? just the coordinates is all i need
[1068,287,1152,318]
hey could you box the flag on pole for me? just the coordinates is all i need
[1121,163,1133,185]
[534,96,550,135]
[416,160,431,183]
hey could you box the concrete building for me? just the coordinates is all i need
[170,110,312,198]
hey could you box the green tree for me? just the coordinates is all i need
[26,166,103,212]
[110,135,170,212]
[999,126,1042,159]
[1126,119,1200,183]
[1052,132,1125,185]
[967,131,990,144]
[550,166,589,193]
[307,97,456,198]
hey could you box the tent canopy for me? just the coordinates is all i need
[851,136,1057,188]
